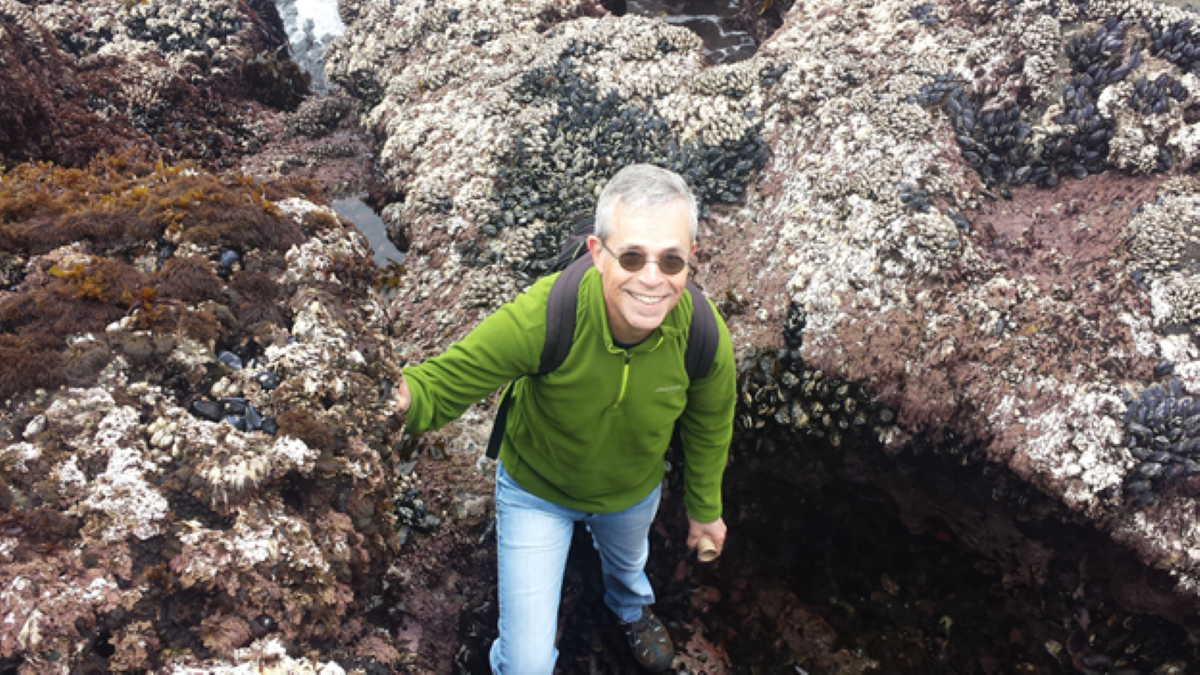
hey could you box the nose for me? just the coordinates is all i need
[637,259,665,285]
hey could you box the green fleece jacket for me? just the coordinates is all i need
[402,267,736,521]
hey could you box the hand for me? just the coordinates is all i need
[687,515,726,557]
[394,375,411,413]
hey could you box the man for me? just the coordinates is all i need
[393,164,736,673]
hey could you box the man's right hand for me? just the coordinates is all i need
[394,375,411,413]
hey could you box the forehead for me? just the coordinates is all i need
[609,199,691,249]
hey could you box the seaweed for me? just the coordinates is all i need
[276,408,334,451]
[228,270,288,327]
[0,333,63,403]
[156,256,223,304]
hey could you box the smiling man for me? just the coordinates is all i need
[394,164,736,674]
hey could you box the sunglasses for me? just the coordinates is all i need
[599,240,689,275]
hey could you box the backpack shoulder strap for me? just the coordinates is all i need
[487,256,591,460]
[539,255,592,375]
[684,281,719,380]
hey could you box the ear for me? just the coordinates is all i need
[587,235,605,272]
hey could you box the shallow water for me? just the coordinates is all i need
[627,0,757,63]
[332,198,405,267]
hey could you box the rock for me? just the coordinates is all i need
[324,0,1200,665]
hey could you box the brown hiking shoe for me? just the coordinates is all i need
[619,607,675,673]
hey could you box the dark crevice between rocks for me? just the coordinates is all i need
[452,425,1200,674]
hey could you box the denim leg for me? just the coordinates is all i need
[585,481,662,623]
[489,462,577,675]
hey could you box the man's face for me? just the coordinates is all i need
[587,199,695,345]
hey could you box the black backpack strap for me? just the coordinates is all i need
[684,281,719,380]
[487,256,592,460]
[539,255,592,374]
[485,381,518,460]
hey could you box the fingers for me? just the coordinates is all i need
[394,376,411,413]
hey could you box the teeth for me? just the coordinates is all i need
[630,292,666,305]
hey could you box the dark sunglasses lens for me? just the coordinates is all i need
[659,255,687,275]
[617,251,646,272]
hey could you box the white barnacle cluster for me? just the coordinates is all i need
[1111,497,1200,598]
[175,505,333,591]
[0,442,40,474]
[44,388,117,457]
[78,407,170,542]
[0,0,46,59]
[165,637,346,674]
[615,18,699,62]
[1120,194,1199,272]
[689,61,757,99]
[277,199,374,288]
[502,223,541,266]
[1022,385,1128,512]
[182,417,317,506]
[459,266,523,310]
[889,211,964,276]
[1017,12,1063,99]
[1160,273,1200,326]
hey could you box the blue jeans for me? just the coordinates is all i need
[489,461,661,675]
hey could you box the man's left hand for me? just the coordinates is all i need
[686,516,726,557]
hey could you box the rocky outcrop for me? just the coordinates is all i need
[0,157,500,673]
[324,0,1200,667]
[0,0,307,167]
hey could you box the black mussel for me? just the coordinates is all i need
[245,404,263,431]
[1170,377,1184,399]
[256,371,280,390]
[260,417,278,435]
[224,414,248,432]
[1124,479,1153,493]
[1147,450,1173,464]
[250,614,276,638]
[1152,436,1171,451]
[1070,164,1088,179]
[1134,462,1164,479]
[1186,460,1200,474]
[219,351,244,370]
[191,399,223,422]
[1155,360,1175,377]
[221,397,248,415]
[1176,396,1194,417]
[1162,464,1185,480]
[1127,422,1152,440]
[878,409,895,424]
[1145,384,1166,407]
[1131,446,1151,460]
[1130,492,1159,507]
[220,249,240,269]
[1153,400,1173,423]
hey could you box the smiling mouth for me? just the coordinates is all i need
[628,291,667,306]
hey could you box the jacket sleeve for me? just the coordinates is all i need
[401,279,550,434]
[677,300,736,523]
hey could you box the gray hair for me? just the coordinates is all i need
[594,164,699,242]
